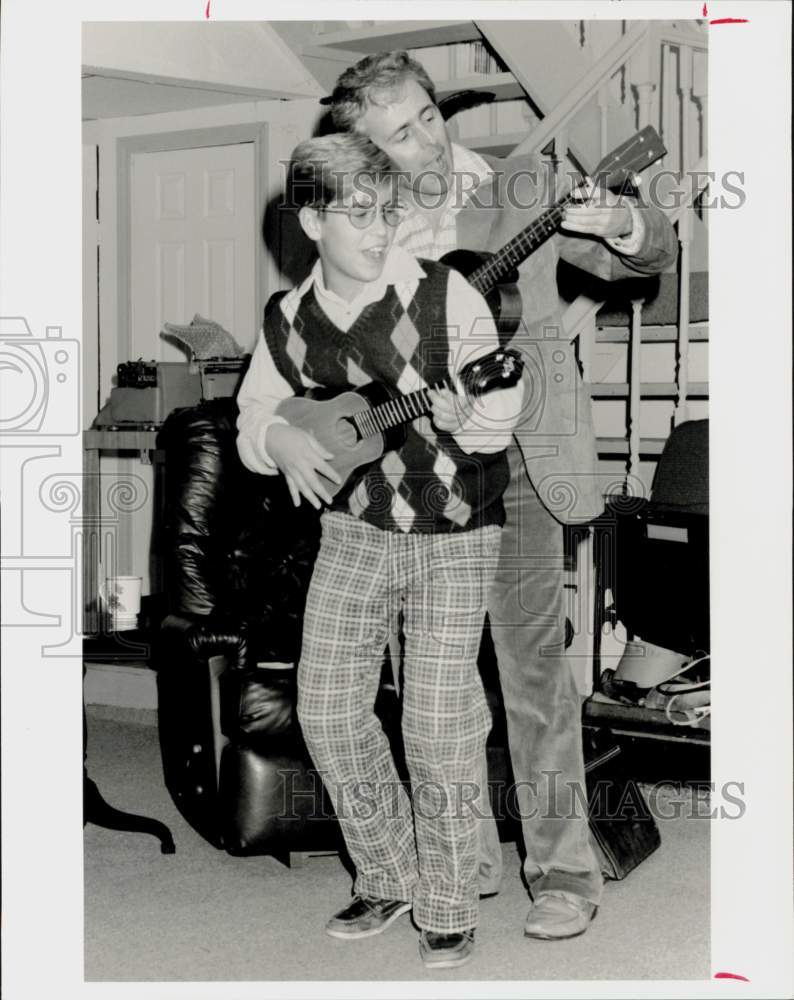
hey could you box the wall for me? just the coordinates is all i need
[83,97,324,593]
[83,21,324,100]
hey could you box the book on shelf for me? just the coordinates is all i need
[407,39,506,81]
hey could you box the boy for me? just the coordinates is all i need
[236,133,522,969]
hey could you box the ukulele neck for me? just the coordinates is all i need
[350,378,450,441]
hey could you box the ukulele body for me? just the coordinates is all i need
[440,248,524,337]
[276,382,407,499]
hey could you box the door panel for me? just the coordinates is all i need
[130,143,256,362]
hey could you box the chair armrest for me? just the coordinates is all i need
[160,612,248,671]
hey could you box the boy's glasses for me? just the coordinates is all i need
[318,203,405,229]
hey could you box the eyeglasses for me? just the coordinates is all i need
[317,203,405,229]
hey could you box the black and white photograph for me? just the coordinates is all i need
[0,3,791,998]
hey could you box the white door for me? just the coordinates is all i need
[130,143,257,361]
[124,142,255,596]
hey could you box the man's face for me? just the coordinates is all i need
[356,77,453,201]
[301,178,398,301]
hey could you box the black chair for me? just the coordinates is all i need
[586,419,710,761]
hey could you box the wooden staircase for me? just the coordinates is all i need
[275,17,709,493]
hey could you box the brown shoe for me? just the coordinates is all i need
[524,891,597,940]
[325,895,411,939]
[419,929,475,969]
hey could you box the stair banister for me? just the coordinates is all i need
[498,20,650,162]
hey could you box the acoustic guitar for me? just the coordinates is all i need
[440,125,667,334]
[275,348,523,498]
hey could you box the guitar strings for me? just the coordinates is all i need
[469,190,577,293]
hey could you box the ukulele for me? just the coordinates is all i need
[441,125,667,334]
[275,348,523,498]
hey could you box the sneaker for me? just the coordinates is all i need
[325,895,412,939]
[523,891,597,940]
[418,928,475,969]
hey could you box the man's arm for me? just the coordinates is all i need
[557,179,679,278]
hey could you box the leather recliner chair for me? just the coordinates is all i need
[155,397,514,859]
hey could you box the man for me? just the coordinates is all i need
[327,50,678,941]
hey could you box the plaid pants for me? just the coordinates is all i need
[297,512,501,933]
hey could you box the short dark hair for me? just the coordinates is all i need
[329,50,437,132]
[286,133,394,209]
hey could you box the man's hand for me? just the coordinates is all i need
[266,423,341,509]
[429,385,473,434]
[560,178,634,239]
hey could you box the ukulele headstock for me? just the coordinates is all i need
[591,126,667,191]
[460,348,524,398]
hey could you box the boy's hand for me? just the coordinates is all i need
[429,386,473,434]
[561,178,634,239]
[266,423,341,509]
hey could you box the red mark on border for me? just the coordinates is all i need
[715,972,750,982]
[710,17,749,23]
[205,0,211,17]
[702,3,708,14]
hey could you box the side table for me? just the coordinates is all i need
[83,426,162,635]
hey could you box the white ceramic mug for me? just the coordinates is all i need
[100,575,143,621]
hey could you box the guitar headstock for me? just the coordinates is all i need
[460,348,524,398]
[592,126,667,191]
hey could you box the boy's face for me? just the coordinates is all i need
[301,179,398,301]
[356,76,453,201]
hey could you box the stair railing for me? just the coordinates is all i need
[484,16,707,478]
[507,20,650,162]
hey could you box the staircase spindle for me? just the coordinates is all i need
[577,314,596,385]
[674,211,692,426]
[628,298,644,479]
[597,83,610,160]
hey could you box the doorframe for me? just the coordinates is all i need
[116,122,271,365]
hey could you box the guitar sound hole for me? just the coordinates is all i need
[337,416,360,447]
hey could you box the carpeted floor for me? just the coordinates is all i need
[84,713,710,984]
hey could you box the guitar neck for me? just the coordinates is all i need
[350,378,450,440]
[468,189,576,297]
[466,127,666,297]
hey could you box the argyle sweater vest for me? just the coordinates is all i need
[263,260,508,534]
